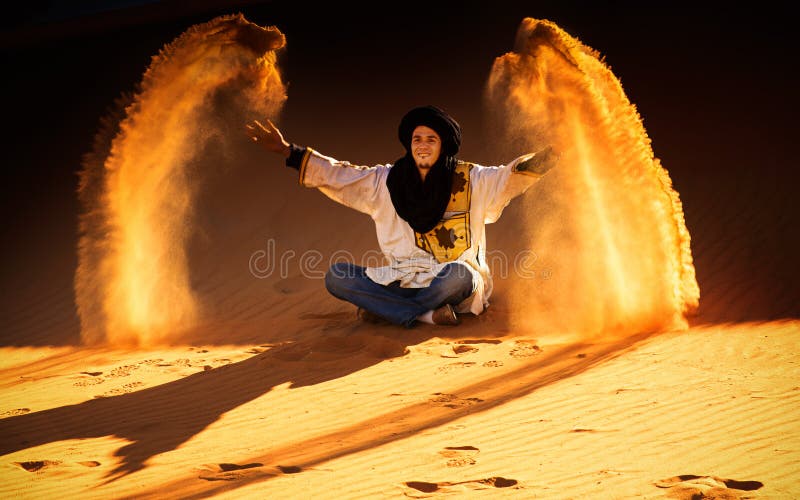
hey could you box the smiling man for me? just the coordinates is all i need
[246,105,559,327]
[410,125,440,179]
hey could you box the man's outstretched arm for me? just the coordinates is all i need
[244,118,382,216]
[513,145,561,177]
[474,145,563,224]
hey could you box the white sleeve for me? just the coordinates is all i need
[472,150,555,223]
[298,148,385,217]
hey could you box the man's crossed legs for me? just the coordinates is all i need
[324,261,474,327]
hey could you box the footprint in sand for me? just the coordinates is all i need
[138,359,165,366]
[655,474,763,499]
[198,463,302,481]
[198,462,265,481]
[405,476,518,494]
[95,381,145,398]
[108,364,140,377]
[440,344,479,358]
[73,377,105,387]
[509,341,542,358]
[14,460,100,472]
[439,446,479,467]
[14,460,61,472]
[1,408,31,418]
[436,362,476,374]
[429,393,484,409]
[483,360,504,367]
[153,358,197,369]
[73,371,105,387]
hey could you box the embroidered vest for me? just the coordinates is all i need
[414,161,473,263]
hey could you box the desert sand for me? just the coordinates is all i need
[1,315,798,498]
[2,3,799,500]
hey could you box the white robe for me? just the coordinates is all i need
[298,148,543,315]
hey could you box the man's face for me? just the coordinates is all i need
[411,125,442,170]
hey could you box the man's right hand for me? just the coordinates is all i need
[245,119,290,158]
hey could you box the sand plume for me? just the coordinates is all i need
[486,18,699,338]
[75,14,286,346]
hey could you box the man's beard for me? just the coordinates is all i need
[415,155,436,169]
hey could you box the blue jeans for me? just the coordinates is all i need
[324,262,475,328]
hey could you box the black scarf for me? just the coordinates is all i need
[387,153,456,234]
[386,105,462,234]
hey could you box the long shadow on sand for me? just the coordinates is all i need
[0,314,655,497]
[138,330,657,498]
[0,321,422,481]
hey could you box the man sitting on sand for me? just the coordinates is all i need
[246,105,558,327]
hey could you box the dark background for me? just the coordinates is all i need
[1,1,798,344]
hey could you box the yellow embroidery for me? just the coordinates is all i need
[415,162,473,262]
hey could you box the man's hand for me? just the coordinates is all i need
[515,145,563,176]
[245,119,290,158]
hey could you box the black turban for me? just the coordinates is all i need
[387,106,462,234]
[397,105,462,157]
